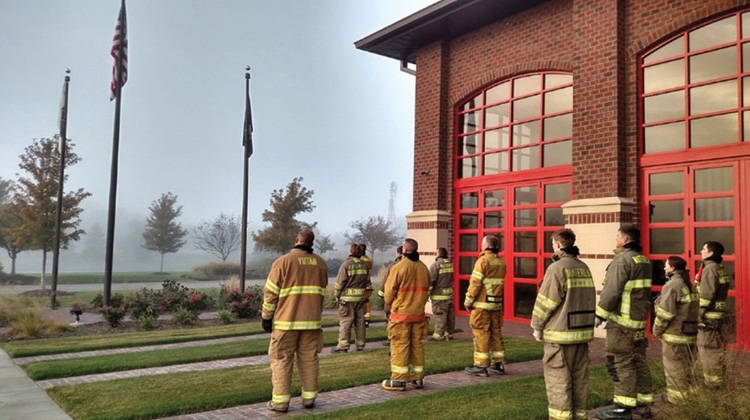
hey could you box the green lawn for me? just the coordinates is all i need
[49,272,194,285]
[24,327,392,380]
[301,364,667,420]
[48,338,543,420]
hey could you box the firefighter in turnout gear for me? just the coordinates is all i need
[428,247,455,341]
[531,229,596,420]
[378,246,403,346]
[262,230,328,413]
[652,256,699,404]
[594,226,653,420]
[464,235,507,377]
[696,241,730,388]
[360,243,374,327]
[333,244,371,352]
[382,238,430,391]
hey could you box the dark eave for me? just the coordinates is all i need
[355,0,549,64]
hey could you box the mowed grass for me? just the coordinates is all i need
[48,337,543,420]
[24,327,392,380]
[301,364,667,420]
[47,272,193,285]
[2,316,353,357]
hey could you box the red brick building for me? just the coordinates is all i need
[357,0,750,350]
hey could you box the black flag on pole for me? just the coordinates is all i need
[242,81,253,158]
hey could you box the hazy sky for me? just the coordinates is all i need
[0,0,432,262]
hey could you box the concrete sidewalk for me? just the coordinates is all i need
[0,348,72,420]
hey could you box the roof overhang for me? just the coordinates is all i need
[355,0,549,64]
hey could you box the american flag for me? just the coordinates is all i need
[110,1,128,101]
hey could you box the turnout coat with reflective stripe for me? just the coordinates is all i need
[596,247,652,330]
[464,250,506,311]
[385,257,430,323]
[378,257,402,298]
[697,260,730,321]
[531,250,596,344]
[262,248,328,330]
[429,257,454,301]
[334,257,371,302]
[653,271,699,344]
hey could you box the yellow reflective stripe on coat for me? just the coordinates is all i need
[536,293,559,310]
[473,301,502,310]
[262,302,276,312]
[438,267,454,274]
[608,313,647,329]
[278,285,326,298]
[341,296,367,302]
[705,311,724,319]
[595,305,612,319]
[548,407,573,420]
[391,364,409,374]
[347,268,368,275]
[482,278,504,285]
[613,395,637,407]
[272,394,291,403]
[377,290,385,297]
[681,292,699,303]
[533,306,551,321]
[273,320,322,330]
[654,305,675,320]
[661,333,696,344]
[265,278,280,295]
[565,276,594,289]
[431,295,452,301]
[699,298,712,307]
[637,393,654,404]
[543,329,594,342]
[471,270,485,280]
[301,390,318,400]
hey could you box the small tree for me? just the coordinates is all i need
[344,216,401,263]
[252,177,317,255]
[315,233,336,255]
[4,138,90,288]
[193,213,241,261]
[0,178,27,274]
[142,192,187,273]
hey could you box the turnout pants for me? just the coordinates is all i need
[605,326,653,408]
[388,320,428,380]
[337,301,367,349]
[543,342,590,420]
[364,289,373,321]
[470,308,505,366]
[662,342,697,404]
[269,329,323,406]
[698,325,726,386]
[431,300,455,339]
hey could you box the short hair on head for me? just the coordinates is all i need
[703,241,725,257]
[618,225,641,244]
[667,256,687,271]
[396,246,403,255]
[551,228,576,248]
[483,235,499,249]
[349,243,362,257]
[437,247,448,258]
[358,243,367,252]
[297,229,315,246]
[403,238,418,253]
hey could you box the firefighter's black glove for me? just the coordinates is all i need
[262,318,273,333]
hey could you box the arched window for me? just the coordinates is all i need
[456,72,573,179]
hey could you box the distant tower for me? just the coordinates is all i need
[388,181,397,226]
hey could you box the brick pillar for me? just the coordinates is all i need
[408,39,452,266]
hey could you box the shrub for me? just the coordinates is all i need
[97,305,126,327]
[10,309,47,337]
[245,259,274,278]
[323,294,338,310]
[90,293,125,310]
[183,290,214,313]
[223,285,262,319]
[325,258,344,276]
[173,306,197,325]
[191,261,241,278]
[217,309,237,324]
[124,288,162,319]
[138,315,158,330]
[161,280,190,312]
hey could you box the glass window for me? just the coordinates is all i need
[484,189,505,207]
[745,111,750,141]
[513,120,540,146]
[513,95,541,122]
[485,103,510,127]
[543,114,573,140]
[460,213,478,229]
[690,113,738,148]
[650,172,684,195]
[514,258,538,278]
[643,35,684,64]
[514,75,541,96]
[460,234,478,252]
[650,228,685,254]
[512,146,540,171]
[743,43,750,72]
[690,80,737,115]
[544,208,564,226]
[515,209,537,227]
[485,127,509,150]
[544,231,554,253]
[458,156,480,178]
[695,197,734,221]
[459,111,482,134]
[461,94,481,111]
[459,257,477,275]
[743,12,750,38]
[486,81,510,104]
[651,260,667,287]
[695,227,734,255]
[695,167,733,192]
[689,47,736,83]
[543,140,572,167]
[544,87,573,115]
[458,134,478,156]
[644,90,685,123]
[484,152,509,175]
[458,280,470,311]
[484,211,504,228]
[689,16,736,52]
[649,200,684,223]
[645,122,685,154]
[513,283,537,318]
[544,74,572,88]
[644,59,684,93]
[515,186,537,205]
[545,183,570,203]
[514,232,537,252]
[460,192,479,209]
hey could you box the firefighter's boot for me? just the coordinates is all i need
[381,379,406,391]
[595,407,632,420]
[410,379,424,389]
[633,406,652,418]
[464,366,489,377]
[266,401,289,413]
[302,398,315,409]
[490,361,505,375]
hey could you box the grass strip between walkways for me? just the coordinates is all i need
[2,315,384,358]
[48,337,543,420]
[300,364,667,420]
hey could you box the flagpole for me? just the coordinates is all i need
[51,68,71,310]
[104,0,127,306]
[240,66,251,292]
